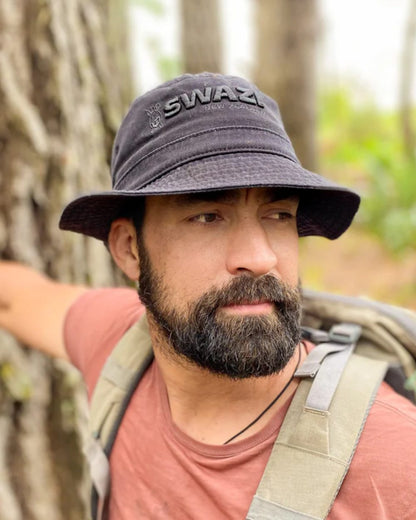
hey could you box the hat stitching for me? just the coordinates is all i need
[114,125,294,187]
[115,149,300,191]
[135,152,302,191]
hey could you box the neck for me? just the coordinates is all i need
[147,317,306,445]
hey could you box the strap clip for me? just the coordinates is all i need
[301,326,330,344]
[329,323,362,344]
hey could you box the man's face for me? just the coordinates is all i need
[137,187,302,378]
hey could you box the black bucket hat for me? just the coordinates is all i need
[60,72,360,241]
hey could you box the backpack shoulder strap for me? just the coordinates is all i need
[247,342,388,520]
[85,313,154,520]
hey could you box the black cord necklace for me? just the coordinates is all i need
[223,345,302,445]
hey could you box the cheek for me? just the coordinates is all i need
[147,232,222,306]
[272,233,299,285]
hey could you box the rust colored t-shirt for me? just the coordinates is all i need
[64,288,416,520]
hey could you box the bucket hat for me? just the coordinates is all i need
[59,72,360,241]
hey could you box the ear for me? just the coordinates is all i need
[108,218,140,280]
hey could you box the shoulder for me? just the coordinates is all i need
[360,382,416,467]
[335,383,416,519]
[358,382,416,461]
[372,381,416,423]
[64,287,145,397]
[364,382,416,445]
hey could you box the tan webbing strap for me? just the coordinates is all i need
[246,353,388,520]
[86,314,153,520]
[89,314,153,444]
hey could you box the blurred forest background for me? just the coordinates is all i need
[130,0,416,307]
[0,0,415,518]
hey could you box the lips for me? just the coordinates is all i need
[223,298,272,306]
[220,300,274,315]
[234,299,270,305]
[193,274,300,318]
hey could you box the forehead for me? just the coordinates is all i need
[154,187,299,207]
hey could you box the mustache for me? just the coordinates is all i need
[192,275,301,313]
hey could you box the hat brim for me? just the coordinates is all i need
[59,152,360,241]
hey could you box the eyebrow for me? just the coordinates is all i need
[170,189,299,207]
[173,190,240,205]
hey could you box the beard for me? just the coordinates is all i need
[137,238,302,379]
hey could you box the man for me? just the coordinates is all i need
[1,73,415,519]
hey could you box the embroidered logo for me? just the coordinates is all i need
[146,103,163,132]
[163,85,265,119]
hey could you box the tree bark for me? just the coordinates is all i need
[400,0,416,161]
[180,0,223,74]
[0,1,132,518]
[254,0,319,171]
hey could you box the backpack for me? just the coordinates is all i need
[85,289,416,520]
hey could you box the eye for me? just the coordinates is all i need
[266,211,296,221]
[189,213,221,224]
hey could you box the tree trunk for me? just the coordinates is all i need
[400,0,416,161]
[180,0,223,74]
[254,0,319,171]
[0,1,132,518]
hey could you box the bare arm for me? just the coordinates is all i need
[0,261,88,360]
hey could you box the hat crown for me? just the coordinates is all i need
[111,73,298,191]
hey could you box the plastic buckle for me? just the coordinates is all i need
[301,326,330,344]
[329,323,362,344]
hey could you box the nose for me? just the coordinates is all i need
[225,218,278,277]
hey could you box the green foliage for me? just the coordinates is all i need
[147,38,182,81]
[130,0,165,16]
[319,88,416,253]
[157,55,182,81]
[405,370,416,396]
